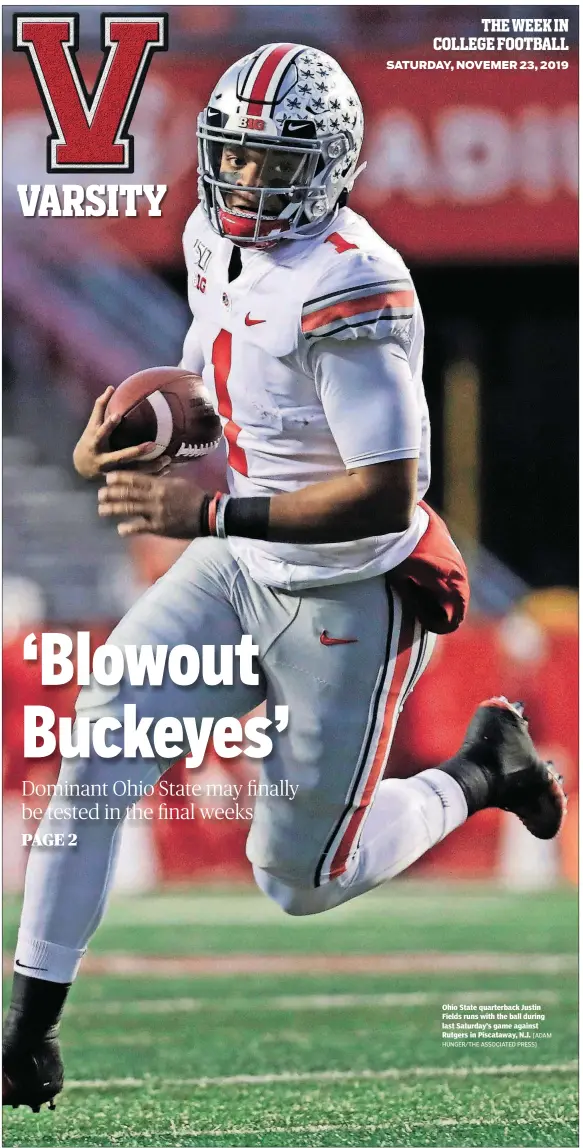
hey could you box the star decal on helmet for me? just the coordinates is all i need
[329,117,340,131]
[298,83,311,95]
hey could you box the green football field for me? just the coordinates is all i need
[3,883,578,1147]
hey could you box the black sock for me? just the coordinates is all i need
[438,754,493,817]
[4,973,71,1049]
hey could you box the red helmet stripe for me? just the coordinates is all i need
[245,43,299,115]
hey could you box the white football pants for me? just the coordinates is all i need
[15,537,467,982]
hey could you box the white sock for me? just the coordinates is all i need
[254,769,468,916]
[345,769,468,890]
[13,935,85,985]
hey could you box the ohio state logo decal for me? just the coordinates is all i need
[13,12,168,173]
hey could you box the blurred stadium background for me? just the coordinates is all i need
[3,4,577,893]
[2,9,578,1145]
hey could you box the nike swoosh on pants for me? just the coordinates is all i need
[320,631,358,646]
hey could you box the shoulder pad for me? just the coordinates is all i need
[301,231,415,348]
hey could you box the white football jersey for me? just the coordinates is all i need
[181,204,430,590]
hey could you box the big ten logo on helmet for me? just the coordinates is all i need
[238,116,265,132]
[12,11,169,218]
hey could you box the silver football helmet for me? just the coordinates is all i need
[197,43,365,246]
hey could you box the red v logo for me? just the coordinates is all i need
[13,13,168,173]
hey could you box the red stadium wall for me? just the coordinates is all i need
[3,50,577,263]
[4,621,577,885]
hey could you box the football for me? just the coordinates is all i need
[106,367,222,464]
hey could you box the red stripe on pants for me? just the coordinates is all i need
[328,609,417,879]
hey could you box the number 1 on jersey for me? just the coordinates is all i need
[325,232,358,254]
[211,329,248,476]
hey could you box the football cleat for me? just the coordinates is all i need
[443,696,567,838]
[3,1031,63,1112]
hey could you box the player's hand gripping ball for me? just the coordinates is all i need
[73,368,222,480]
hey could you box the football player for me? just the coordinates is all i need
[4,43,566,1111]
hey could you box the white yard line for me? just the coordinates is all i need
[66,1061,578,1090]
[92,1117,573,1138]
[71,988,560,1015]
[5,951,574,977]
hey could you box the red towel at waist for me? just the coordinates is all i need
[388,501,470,634]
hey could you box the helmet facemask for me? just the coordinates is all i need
[197,110,355,246]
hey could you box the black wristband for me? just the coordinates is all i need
[199,494,211,536]
[224,496,271,540]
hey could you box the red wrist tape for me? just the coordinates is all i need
[207,492,222,537]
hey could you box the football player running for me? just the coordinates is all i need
[4,44,566,1111]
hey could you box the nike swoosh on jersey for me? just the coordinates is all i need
[15,958,49,972]
[320,631,358,646]
[245,313,266,326]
